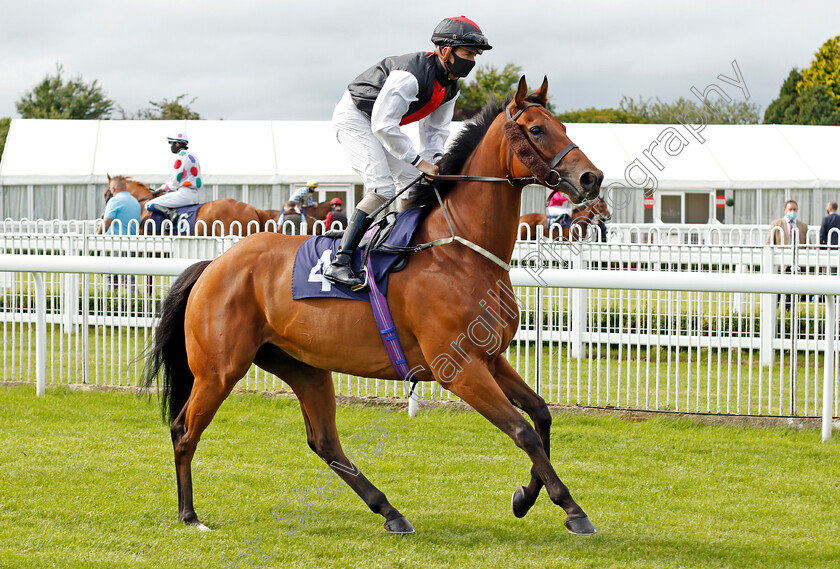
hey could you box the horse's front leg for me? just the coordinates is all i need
[442,361,596,535]
[488,356,551,519]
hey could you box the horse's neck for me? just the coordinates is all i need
[433,144,523,265]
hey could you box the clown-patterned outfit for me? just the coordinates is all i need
[145,149,204,211]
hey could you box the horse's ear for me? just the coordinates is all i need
[107,173,111,182]
[532,76,549,103]
[514,76,528,107]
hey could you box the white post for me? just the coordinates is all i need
[570,249,584,359]
[823,295,836,442]
[408,391,418,418]
[760,246,776,367]
[32,272,47,397]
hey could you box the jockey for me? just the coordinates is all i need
[547,190,573,227]
[290,180,319,215]
[325,197,347,229]
[146,133,203,226]
[325,16,491,288]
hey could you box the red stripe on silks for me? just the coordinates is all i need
[448,15,481,31]
[400,79,445,126]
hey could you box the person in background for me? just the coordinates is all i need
[767,199,808,309]
[325,15,492,288]
[767,200,807,246]
[145,133,203,226]
[819,201,840,247]
[102,175,141,289]
[546,191,573,227]
[278,200,301,230]
[290,180,319,216]
[103,175,141,235]
[325,198,347,230]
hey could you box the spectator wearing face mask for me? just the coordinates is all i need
[767,200,807,245]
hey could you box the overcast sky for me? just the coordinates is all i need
[2,0,838,122]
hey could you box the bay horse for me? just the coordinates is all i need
[145,77,603,535]
[103,176,273,236]
[518,197,611,241]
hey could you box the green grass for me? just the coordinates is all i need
[0,384,837,568]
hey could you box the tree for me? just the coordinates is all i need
[764,68,803,124]
[120,94,201,120]
[0,117,10,161]
[798,84,840,125]
[619,95,760,124]
[764,67,840,125]
[799,35,840,114]
[454,63,549,120]
[15,64,114,119]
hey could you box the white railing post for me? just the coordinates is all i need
[570,248,584,359]
[408,391,418,418]
[823,295,836,442]
[61,232,80,335]
[760,246,776,367]
[32,272,47,397]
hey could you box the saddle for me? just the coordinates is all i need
[325,211,410,273]
[148,203,203,234]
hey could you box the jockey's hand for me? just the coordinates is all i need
[416,159,439,179]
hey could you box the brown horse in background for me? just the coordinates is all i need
[104,177,273,235]
[518,197,611,241]
[145,77,603,535]
[264,200,333,235]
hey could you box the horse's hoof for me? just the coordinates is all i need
[384,516,415,534]
[564,515,597,536]
[181,514,211,531]
[511,486,533,518]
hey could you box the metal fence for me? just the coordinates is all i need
[2,219,839,435]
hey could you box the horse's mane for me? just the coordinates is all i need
[403,92,548,210]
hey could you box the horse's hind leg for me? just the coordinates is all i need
[258,353,413,534]
[490,357,551,519]
[171,378,236,530]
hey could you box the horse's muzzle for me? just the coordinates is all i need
[579,170,603,201]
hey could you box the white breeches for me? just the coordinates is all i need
[146,188,199,210]
[332,90,419,201]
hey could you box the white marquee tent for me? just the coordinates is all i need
[2,119,840,224]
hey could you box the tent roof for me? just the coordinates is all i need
[2,118,840,189]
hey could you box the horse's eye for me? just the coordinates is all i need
[529,126,544,136]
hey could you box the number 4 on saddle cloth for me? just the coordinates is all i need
[149,204,203,234]
[292,206,427,383]
[292,206,424,301]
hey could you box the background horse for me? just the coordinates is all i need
[264,200,333,234]
[104,176,273,235]
[145,77,603,535]
[518,197,611,241]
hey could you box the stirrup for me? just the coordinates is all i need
[350,266,369,292]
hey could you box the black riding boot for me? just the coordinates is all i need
[154,206,180,226]
[324,209,373,289]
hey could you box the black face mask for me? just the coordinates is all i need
[170,142,181,154]
[446,51,475,78]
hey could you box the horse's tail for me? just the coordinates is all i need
[255,208,274,231]
[144,260,212,424]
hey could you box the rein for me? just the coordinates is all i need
[364,100,580,273]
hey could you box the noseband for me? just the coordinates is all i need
[504,102,577,188]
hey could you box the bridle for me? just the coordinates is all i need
[430,100,578,188]
[104,185,160,205]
